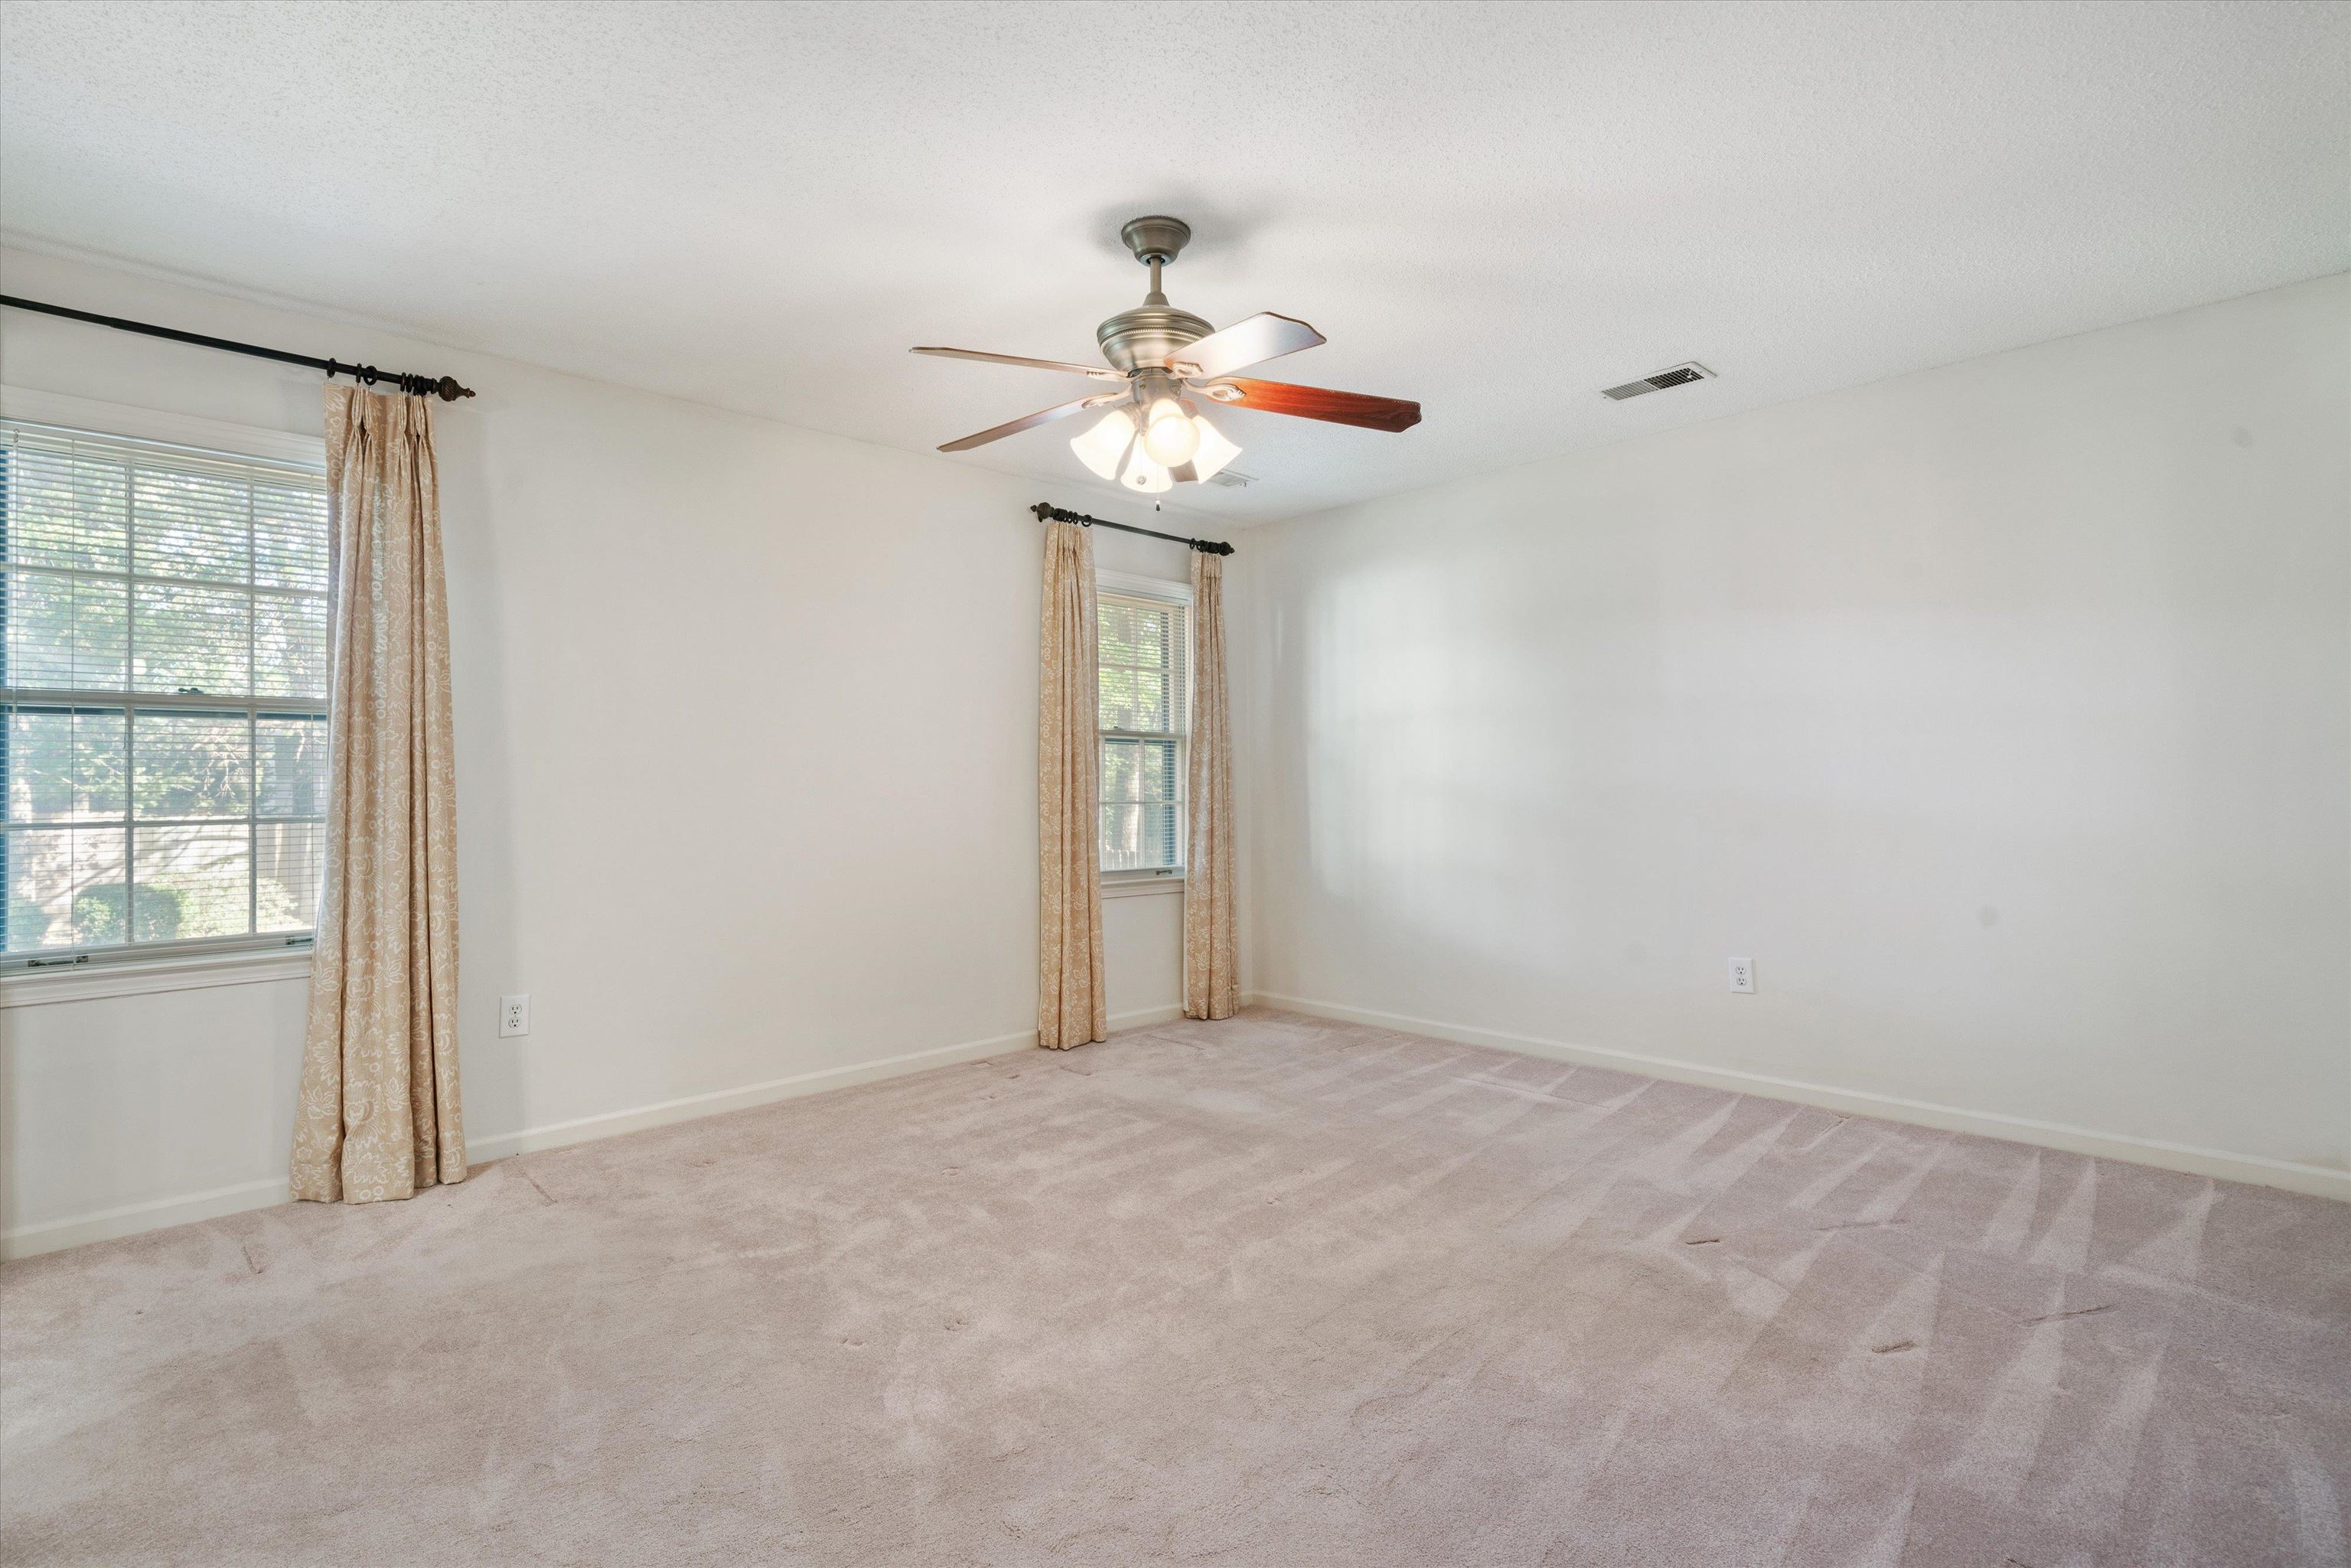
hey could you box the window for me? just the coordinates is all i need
[1,419,331,967]
[1097,575,1190,879]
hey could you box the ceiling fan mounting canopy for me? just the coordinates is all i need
[1118,215,1193,267]
[911,214,1421,484]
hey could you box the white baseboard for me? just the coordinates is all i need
[0,1175,296,1262]
[35,986,2321,1261]
[1247,991,2351,1204]
[466,1029,1036,1165]
[2,1027,1040,1262]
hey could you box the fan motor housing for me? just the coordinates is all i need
[1096,304,1214,376]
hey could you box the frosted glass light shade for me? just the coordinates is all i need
[1070,409,1135,481]
[1141,399,1200,465]
[1186,416,1242,482]
[1119,445,1172,494]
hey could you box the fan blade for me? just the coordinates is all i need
[1163,312,1325,379]
[1215,379,1421,432]
[937,396,1101,452]
[913,347,1124,381]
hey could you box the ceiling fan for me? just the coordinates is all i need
[913,216,1420,493]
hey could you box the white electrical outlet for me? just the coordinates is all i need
[500,993,530,1038]
[1728,958,1755,994]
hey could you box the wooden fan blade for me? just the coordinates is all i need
[913,347,1126,381]
[937,396,1101,452]
[1216,379,1421,432]
[1163,312,1325,379]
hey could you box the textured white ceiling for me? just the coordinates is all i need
[2,1,2344,523]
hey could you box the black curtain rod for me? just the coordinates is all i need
[0,295,478,402]
[1031,502,1233,556]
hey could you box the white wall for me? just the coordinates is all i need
[0,246,1218,1254]
[1233,273,2350,1194]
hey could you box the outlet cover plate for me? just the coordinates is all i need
[500,993,530,1037]
[1728,958,1755,994]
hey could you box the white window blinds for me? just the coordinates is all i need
[1097,585,1189,875]
[1,419,331,963]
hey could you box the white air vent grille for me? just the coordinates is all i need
[1600,362,1715,401]
[1205,468,1255,488]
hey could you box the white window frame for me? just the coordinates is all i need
[1097,568,1192,899]
[0,386,328,997]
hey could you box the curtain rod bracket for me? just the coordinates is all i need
[1031,501,1233,556]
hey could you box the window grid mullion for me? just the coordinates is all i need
[246,712,259,936]
[122,457,137,944]
[2,445,9,954]
[1,559,328,601]
[0,688,326,716]
[246,471,258,936]
[0,815,322,830]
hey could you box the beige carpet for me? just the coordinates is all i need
[5,1009,2348,1566]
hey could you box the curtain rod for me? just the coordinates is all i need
[1031,502,1234,556]
[0,295,478,403]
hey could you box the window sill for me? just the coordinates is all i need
[1102,875,1185,901]
[0,946,315,1009]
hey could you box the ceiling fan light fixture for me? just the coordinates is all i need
[1070,408,1136,481]
[1119,443,1172,494]
[1186,415,1242,482]
[1140,396,1200,466]
[914,215,1421,475]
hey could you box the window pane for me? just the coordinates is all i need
[1101,738,1179,804]
[1147,738,1179,803]
[1100,601,1170,667]
[133,712,251,818]
[5,707,127,823]
[3,824,128,950]
[1102,737,1140,804]
[1097,594,1184,736]
[253,483,329,592]
[1100,802,1180,872]
[5,569,129,690]
[132,582,250,695]
[5,445,129,572]
[133,823,252,941]
[132,465,250,585]
[1,424,330,956]
[1096,589,1187,876]
[1100,667,1169,732]
[258,716,328,817]
[256,820,322,932]
[253,593,328,699]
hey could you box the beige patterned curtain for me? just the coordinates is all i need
[1038,518,1106,1049]
[1184,550,1239,1019]
[289,386,465,1204]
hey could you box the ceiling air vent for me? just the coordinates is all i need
[1600,362,1715,401]
[1205,468,1255,488]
